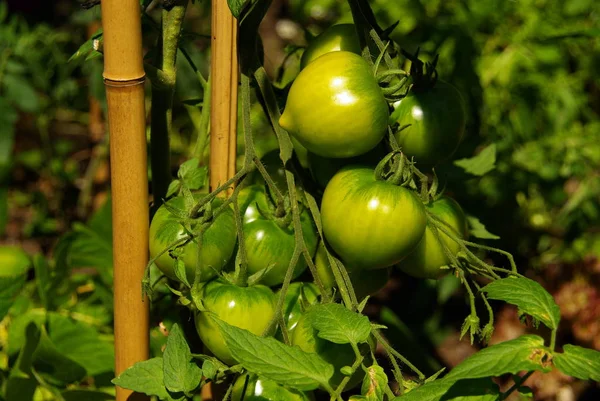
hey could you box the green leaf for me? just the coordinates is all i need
[393,377,500,401]
[213,317,334,391]
[112,357,170,400]
[553,344,600,381]
[163,324,202,394]
[482,277,561,330]
[465,216,500,240]
[7,311,115,376]
[167,179,181,198]
[0,274,27,321]
[227,0,249,18]
[359,364,387,401]
[306,303,371,345]
[445,335,551,381]
[177,158,207,190]
[69,27,103,64]
[45,313,115,377]
[33,325,87,384]
[32,254,50,309]
[5,323,41,401]
[454,144,496,176]
[2,74,40,112]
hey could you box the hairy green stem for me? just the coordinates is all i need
[150,0,188,212]
[372,329,424,380]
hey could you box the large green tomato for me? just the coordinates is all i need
[314,242,389,300]
[308,143,386,189]
[280,51,389,159]
[321,166,426,270]
[390,81,466,166]
[149,196,236,284]
[195,279,276,365]
[398,196,468,279]
[237,185,318,286]
[278,282,320,337]
[0,246,31,277]
[291,310,371,392]
[301,24,361,69]
[232,373,314,401]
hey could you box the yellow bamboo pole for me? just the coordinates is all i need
[209,0,238,194]
[202,3,237,400]
[101,0,150,400]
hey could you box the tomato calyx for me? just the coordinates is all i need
[400,47,439,92]
[374,150,414,186]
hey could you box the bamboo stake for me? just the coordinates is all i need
[101,1,150,400]
[202,3,237,400]
[209,0,238,194]
[228,19,239,179]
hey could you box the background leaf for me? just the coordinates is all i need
[453,144,496,176]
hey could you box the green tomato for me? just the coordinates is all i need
[301,24,361,69]
[0,246,31,277]
[278,282,320,337]
[238,185,318,286]
[314,242,389,300]
[398,196,468,279]
[308,143,386,189]
[291,310,371,392]
[321,166,426,270]
[280,51,389,159]
[232,373,314,401]
[149,196,236,284]
[390,81,466,166]
[195,279,276,365]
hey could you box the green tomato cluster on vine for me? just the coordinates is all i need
[146,21,471,400]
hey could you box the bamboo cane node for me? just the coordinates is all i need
[104,76,146,87]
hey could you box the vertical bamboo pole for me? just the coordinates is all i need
[202,3,237,400]
[101,1,150,400]
[209,0,238,194]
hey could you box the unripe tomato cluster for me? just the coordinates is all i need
[148,23,469,399]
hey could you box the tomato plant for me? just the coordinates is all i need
[398,196,468,279]
[232,373,315,401]
[194,279,277,365]
[300,23,361,69]
[149,196,237,284]
[390,81,466,166]
[279,51,389,159]
[237,185,318,286]
[321,166,427,270]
